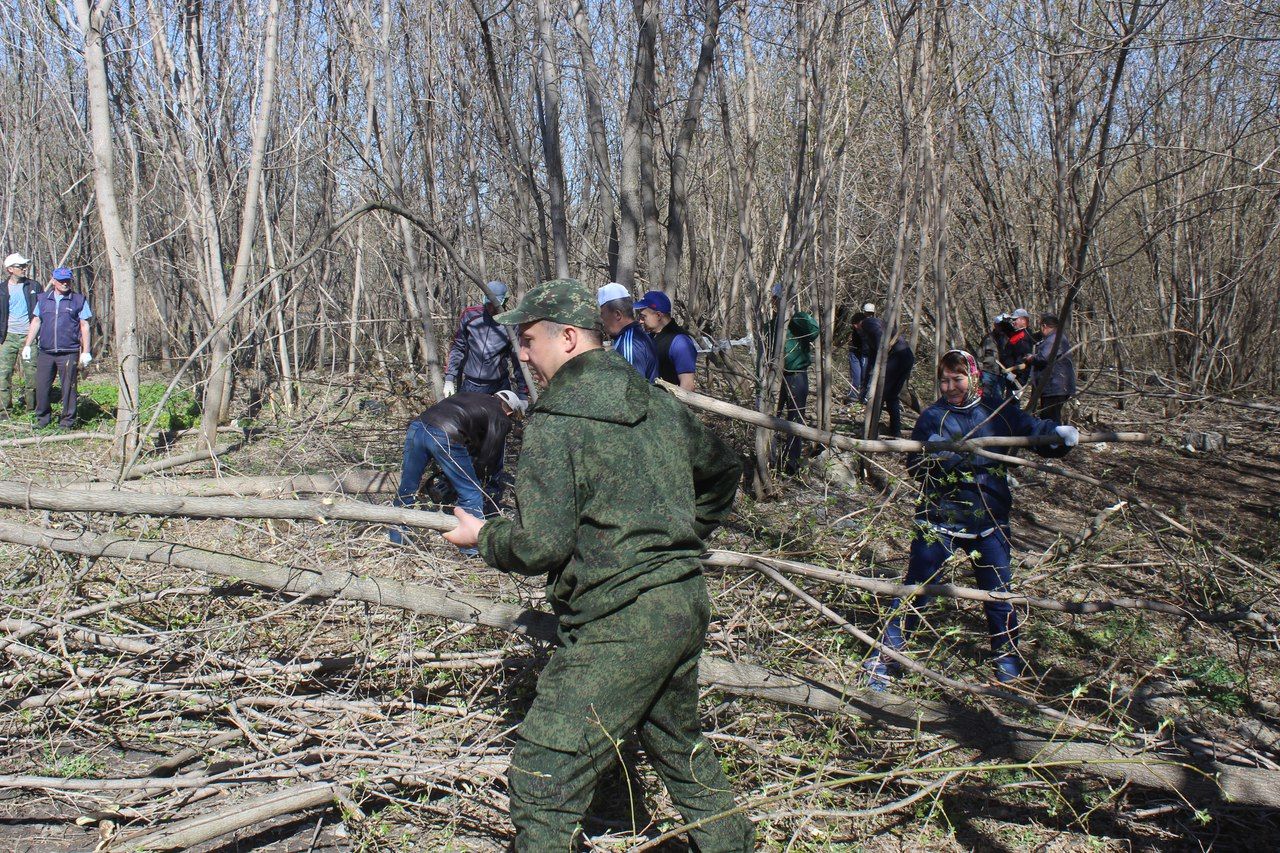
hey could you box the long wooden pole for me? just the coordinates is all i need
[0,481,453,531]
[657,380,1148,453]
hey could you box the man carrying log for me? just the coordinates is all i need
[445,278,753,852]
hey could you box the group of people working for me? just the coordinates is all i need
[978,307,1078,421]
[389,277,1082,849]
[1,253,93,429]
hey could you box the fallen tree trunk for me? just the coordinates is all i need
[0,431,115,448]
[0,480,454,531]
[702,551,1276,630]
[1,519,1277,808]
[656,380,1147,454]
[73,470,400,497]
[1,482,1266,629]
[119,443,237,480]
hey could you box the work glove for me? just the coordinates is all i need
[925,432,963,468]
[21,346,31,361]
[441,380,455,397]
[1054,425,1079,447]
[1004,372,1016,383]
[79,352,92,367]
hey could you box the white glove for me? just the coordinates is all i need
[441,380,455,397]
[21,346,31,361]
[1004,372,1016,383]
[1055,425,1079,447]
[79,352,92,367]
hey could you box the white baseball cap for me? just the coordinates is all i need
[495,389,527,416]
[862,302,876,313]
[597,282,631,307]
[4,253,31,268]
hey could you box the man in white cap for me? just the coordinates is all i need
[442,280,529,400]
[1001,308,1035,387]
[0,253,41,416]
[597,282,658,382]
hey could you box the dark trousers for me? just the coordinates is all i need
[776,371,808,473]
[1037,395,1069,424]
[35,350,79,428]
[882,526,1019,657]
[508,576,752,852]
[882,348,916,438]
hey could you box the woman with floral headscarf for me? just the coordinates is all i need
[864,349,1079,687]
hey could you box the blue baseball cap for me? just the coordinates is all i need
[51,267,73,282]
[485,280,508,305]
[634,290,671,315]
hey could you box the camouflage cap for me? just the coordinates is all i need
[493,278,598,328]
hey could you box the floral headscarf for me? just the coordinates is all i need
[942,349,983,409]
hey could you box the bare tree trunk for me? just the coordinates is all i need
[200,0,282,442]
[617,0,658,290]
[661,0,723,290]
[75,0,141,459]
[535,0,570,278]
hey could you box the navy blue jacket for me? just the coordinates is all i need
[35,290,88,354]
[908,395,1069,530]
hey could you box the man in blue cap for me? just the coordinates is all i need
[634,290,697,390]
[22,267,92,429]
[442,280,529,399]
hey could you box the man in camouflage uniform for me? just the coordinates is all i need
[446,278,753,852]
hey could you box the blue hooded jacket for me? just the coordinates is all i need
[908,395,1069,530]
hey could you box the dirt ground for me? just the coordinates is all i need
[0,367,1276,851]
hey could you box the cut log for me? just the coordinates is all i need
[0,481,454,531]
[73,470,400,497]
[1,519,1278,809]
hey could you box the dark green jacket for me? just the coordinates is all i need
[782,311,820,372]
[478,347,741,631]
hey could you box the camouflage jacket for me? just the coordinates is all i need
[478,347,741,631]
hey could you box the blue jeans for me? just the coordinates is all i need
[881,525,1019,656]
[847,352,864,400]
[391,422,486,550]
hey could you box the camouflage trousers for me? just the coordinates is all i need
[509,574,753,852]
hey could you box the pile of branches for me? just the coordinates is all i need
[0,385,1278,848]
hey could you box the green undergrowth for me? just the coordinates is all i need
[4,379,199,431]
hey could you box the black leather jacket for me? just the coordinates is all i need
[416,392,512,482]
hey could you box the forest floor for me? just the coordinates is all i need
[0,363,1276,851]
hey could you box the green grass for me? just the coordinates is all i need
[7,379,199,431]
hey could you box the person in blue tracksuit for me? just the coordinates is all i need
[597,282,658,382]
[864,349,1079,687]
